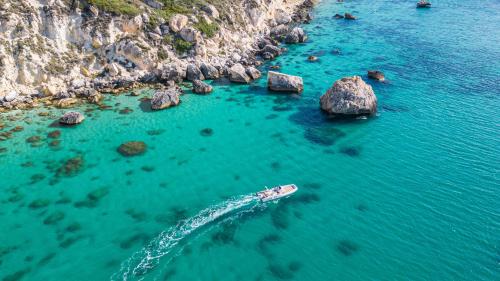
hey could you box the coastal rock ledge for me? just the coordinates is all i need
[319,76,377,116]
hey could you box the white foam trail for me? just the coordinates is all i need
[112,194,257,281]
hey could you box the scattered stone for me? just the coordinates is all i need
[151,88,180,110]
[117,141,147,157]
[308,55,318,62]
[267,71,304,93]
[367,70,385,81]
[192,80,213,94]
[319,76,377,116]
[59,111,84,125]
[169,14,189,32]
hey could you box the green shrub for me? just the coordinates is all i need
[173,38,192,53]
[194,19,218,38]
[88,0,140,16]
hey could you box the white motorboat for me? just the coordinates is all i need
[257,184,298,202]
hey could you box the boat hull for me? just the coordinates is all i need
[257,184,298,202]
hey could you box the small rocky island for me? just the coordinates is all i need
[320,76,377,116]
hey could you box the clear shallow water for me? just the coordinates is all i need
[1,0,500,280]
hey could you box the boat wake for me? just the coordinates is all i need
[111,194,258,280]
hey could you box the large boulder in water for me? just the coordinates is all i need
[267,71,304,93]
[229,63,252,83]
[59,111,84,125]
[151,88,180,110]
[319,76,377,116]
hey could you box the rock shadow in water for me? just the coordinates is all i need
[139,99,153,113]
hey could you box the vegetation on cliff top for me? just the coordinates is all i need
[88,0,141,16]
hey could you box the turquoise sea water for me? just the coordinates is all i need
[1,0,500,280]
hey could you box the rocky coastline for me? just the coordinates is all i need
[0,0,316,112]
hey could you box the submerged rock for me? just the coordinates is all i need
[117,141,147,157]
[192,80,213,94]
[267,71,304,93]
[367,70,385,81]
[319,76,377,116]
[151,88,180,110]
[334,13,344,19]
[308,55,318,62]
[59,111,84,125]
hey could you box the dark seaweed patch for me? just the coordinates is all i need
[336,240,359,256]
[270,162,281,171]
[139,99,153,113]
[339,147,360,157]
[141,166,155,172]
[304,127,346,146]
[288,261,302,272]
[65,222,82,232]
[272,105,293,112]
[8,192,24,203]
[30,174,45,184]
[43,211,65,225]
[356,204,368,212]
[125,208,147,221]
[55,155,84,177]
[2,268,31,281]
[59,235,83,248]
[28,199,50,209]
[146,129,165,136]
[268,264,294,280]
[271,205,289,230]
[258,234,281,255]
[265,114,279,120]
[38,253,55,266]
[200,128,213,137]
[119,107,133,115]
[211,222,237,245]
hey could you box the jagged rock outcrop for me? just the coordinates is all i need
[229,64,252,83]
[319,76,377,116]
[267,71,304,93]
[192,80,213,94]
[285,27,307,44]
[59,111,84,125]
[151,88,181,110]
